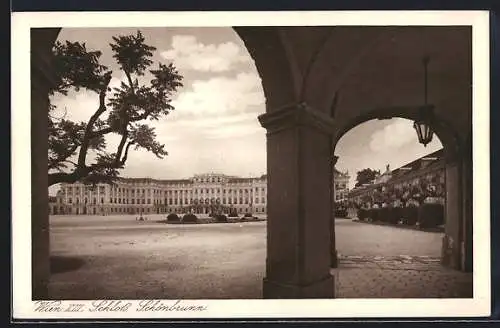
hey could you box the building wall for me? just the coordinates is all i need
[333,170,350,204]
[348,155,446,209]
[53,173,268,216]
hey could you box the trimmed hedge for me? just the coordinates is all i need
[244,213,253,218]
[228,212,239,218]
[167,213,180,222]
[357,208,368,221]
[368,208,379,222]
[355,204,444,229]
[403,206,419,225]
[215,214,228,222]
[379,207,389,223]
[335,208,348,218]
[388,207,403,224]
[418,203,444,228]
[182,213,198,223]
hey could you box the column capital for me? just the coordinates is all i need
[258,102,335,135]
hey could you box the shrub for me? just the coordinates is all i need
[418,203,445,228]
[368,208,380,222]
[357,208,367,221]
[244,213,253,218]
[335,207,348,218]
[388,207,403,224]
[215,214,228,222]
[182,213,198,223]
[228,212,239,218]
[403,205,419,225]
[167,213,180,222]
[379,207,389,223]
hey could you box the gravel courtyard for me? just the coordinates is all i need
[48,215,472,299]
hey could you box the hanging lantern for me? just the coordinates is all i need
[413,55,435,147]
[413,105,434,147]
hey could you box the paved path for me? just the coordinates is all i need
[333,255,472,298]
[48,215,472,299]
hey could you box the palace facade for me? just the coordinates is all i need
[50,169,353,216]
[52,173,268,216]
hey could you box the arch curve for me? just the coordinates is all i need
[233,27,299,111]
[333,105,462,161]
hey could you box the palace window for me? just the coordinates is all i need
[132,199,135,204]
[68,198,72,204]
[101,198,104,204]
[255,197,259,204]
[261,197,265,203]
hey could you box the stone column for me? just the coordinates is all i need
[31,30,58,299]
[330,155,339,268]
[441,155,463,270]
[259,103,335,298]
[462,133,473,272]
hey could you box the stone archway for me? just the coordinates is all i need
[31,27,315,299]
[331,106,472,272]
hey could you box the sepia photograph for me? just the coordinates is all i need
[12,11,490,319]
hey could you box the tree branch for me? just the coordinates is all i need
[120,141,135,165]
[77,73,112,168]
[124,70,135,93]
[48,166,90,186]
[113,126,129,166]
[48,144,80,170]
[90,126,114,137]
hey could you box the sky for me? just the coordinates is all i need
[49,27,442,195]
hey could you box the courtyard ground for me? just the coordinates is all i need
[48,215,472,299]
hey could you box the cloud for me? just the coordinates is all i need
[161,35,251,72]
[170,72,265,118]
[50,89,100,123]
[369,119,419,152]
